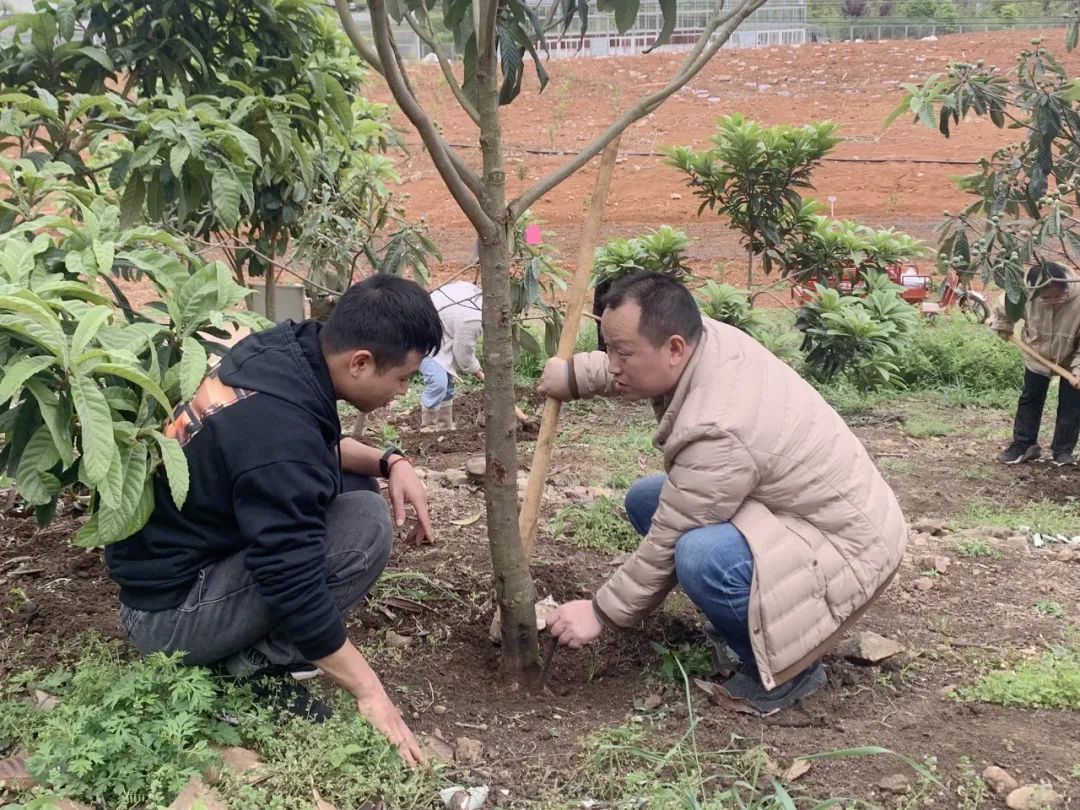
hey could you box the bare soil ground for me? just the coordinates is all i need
[3,392,1079,806]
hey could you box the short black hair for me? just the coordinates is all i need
[1027,261,1069,293]
[602,272,703,347]
[320,275,443,368]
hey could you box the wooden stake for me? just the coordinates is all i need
[519,136,622,558]
[1014,338,1080,388]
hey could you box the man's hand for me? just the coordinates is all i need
[356,687,426,767]
[475,368,485,382]
[538,357,571,401]
[547,599,603,648]
[998,330,1013,342]
[387,460,434,544]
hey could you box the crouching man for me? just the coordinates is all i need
[105,276,441,765]
[540,272,907,714]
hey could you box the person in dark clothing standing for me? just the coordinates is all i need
[106,275,441,766]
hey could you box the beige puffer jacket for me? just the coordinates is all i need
[568,318,907,689]
[989,287,1080,377]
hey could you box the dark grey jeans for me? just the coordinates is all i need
[118,480,391,675]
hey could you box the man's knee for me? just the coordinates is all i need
[673,530,709,592]
[326,490,393,576]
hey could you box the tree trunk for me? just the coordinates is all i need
[475,30,539,678]
[265,265,278,322]
[746,247,754,291]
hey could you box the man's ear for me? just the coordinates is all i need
[667,334,688,363]
[348,349,376,377]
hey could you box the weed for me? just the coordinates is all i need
[379,423,401,447]
[954,756,990,810]
[650,641,714,685]
[1037,600,1064,617]
[0,646,274,808]
[954,538,1003,559]
[961,635,1080,709]
[552,496,640,554]
[905,415,953,438]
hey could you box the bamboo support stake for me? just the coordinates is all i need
[519,136,622,558]
[1014,338,1080,388]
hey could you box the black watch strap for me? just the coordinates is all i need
[379,445,403,477]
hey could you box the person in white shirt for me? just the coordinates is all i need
[422,281,484,430]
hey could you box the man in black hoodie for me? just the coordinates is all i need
[106,275,441,766]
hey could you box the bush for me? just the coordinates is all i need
[697,281,799,361]
[892,316,1022,406]
[593,226,693,285]
[997,2,1020,19]
[796,272,918,392]
[899,0,936,17]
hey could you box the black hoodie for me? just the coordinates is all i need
[106,320,352,661]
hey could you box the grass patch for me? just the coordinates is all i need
[552,496,640,554]
[904,415,954,438]
[651,641,714,685]
[958,500,1080,536]
[960,635,1080,709]
[0,643,437,809]
[953,538,1004,559]
[1037,600,1064,618]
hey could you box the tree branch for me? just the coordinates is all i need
[367,0,494,235]
[404,10,481,126]
[333,0,386,76]
[509,0,769,219]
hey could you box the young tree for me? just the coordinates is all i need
[333,0,772,675]
[886,24,1080,318]
[665,114,841,289]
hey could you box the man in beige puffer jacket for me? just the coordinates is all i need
[989,261,1080,466]
[542,272,907,714]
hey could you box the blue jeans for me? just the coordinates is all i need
[625,475,757,675]
[420,357,454,409]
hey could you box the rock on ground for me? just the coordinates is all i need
[835,631,905,663]
[167,775,228,810]
[0,754,33,790]
[877,773,910,795]
[982,765,1018,797]
[1006,784,1064,810]
[454,737,484,766]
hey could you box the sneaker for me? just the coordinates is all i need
[287,662,324,681]
[999,443,1041,464]
[718,662,827,715]
[703,623,742,678]
[249,669,333,723]
[1052,452,1077,467]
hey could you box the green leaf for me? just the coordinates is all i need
[169,142,191,179]
[644,0,676,52]
[70,306,112,359]
[613,0,640,34]
[97,441,149,544]
[119,174,147,228]
[0,356,56,405]
[77,45,114,70]
[24,379,73,467]
[15,425,61,506]
[90,363,170,412]
[152,430,189,509]
[97,442,124,509]
[70,374,115,485]
[179,336,208,400]
[211,172,243,229]
[93,241,115,276]
[56,1,76,40]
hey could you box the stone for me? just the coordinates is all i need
[835,631,905,663]
[420,733,455,764]
[205,745,265,785]
[433,704,448,715]
[642,694,663,711]
[386,629,413,648]
[465,456,487,480]
[439,786,489,810]
[1006,784,1064,810]
[53,802,95,810]
[454,736,484,766]
[0,754,33,790]
[911,518,947,536]
[670,193,682,200]
[440,469,470,487]
[916,555,950,574]
[982,765,1019,797]
[913,576,936,592]
[31,689,60,710]
[783,758,812,782]
[1057,547,1080,562]
[877,773,910,795]
[167,775,229,810]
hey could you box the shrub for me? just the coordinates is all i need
[697,281,800,361]
[593,226,693,285]
[796,271,918,391]
[899,0,936,17]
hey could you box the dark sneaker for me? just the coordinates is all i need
[703,622,742,678]
[249,669,334,723]
[999,443,1041,465]
[718,662,827,715]
[288,662,324,681]
[1052,452,1077,467]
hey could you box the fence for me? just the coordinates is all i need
[809,16,1070,41]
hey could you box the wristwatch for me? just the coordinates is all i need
[379,445,405,478]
